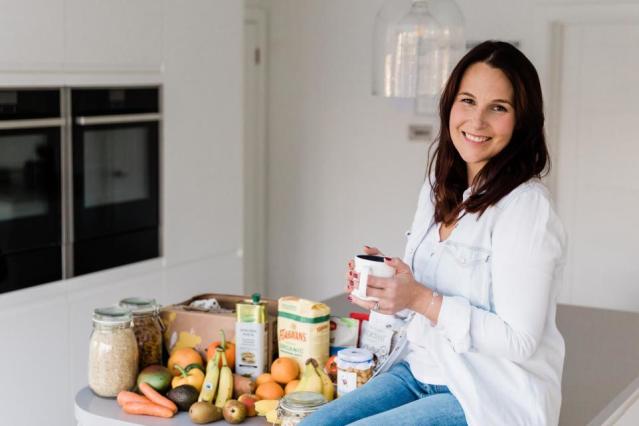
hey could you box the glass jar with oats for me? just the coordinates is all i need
[88,306,139,397]
[119,297,163,370]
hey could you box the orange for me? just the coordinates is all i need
[256,373,275,387]
[167,347,203,376]
[256,381,285,400]
[205,340,236,371]
[270,357,300,384]
[285,380,299,394]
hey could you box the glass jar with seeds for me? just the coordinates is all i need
[119,297,163,369]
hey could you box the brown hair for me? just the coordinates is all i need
[428,40,550,225]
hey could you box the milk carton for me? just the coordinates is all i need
[235,294,269,380]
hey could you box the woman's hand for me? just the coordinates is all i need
[347,251,425,315]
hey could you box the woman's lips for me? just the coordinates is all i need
[462,131,491,143]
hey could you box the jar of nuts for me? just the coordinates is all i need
[119,297,163,370]
[336,348,374,397]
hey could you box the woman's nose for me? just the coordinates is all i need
[469,109,487,129]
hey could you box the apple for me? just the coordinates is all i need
[325,355,337,382]
[237,393,258,417]
[223,399,247,424]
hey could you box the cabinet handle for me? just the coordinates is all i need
[0,118,64,130]
[75,113,161,126]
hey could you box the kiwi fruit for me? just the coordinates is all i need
[189,401,224,424]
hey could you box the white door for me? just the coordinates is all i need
[243,8,267,296]
[548,12,639,311]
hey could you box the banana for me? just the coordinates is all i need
[265,408,281,424]
[295,358,323,394]
[255,399,279,416]
[214,350,234,408]
[313,359,335,401]
[198,349,221,402]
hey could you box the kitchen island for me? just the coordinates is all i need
[75,296,639,425]
[75,387,267,426]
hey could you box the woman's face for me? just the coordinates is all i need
[449,62,516,183]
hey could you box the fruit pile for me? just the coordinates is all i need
[112,327,338,424]
[115,330,258,424]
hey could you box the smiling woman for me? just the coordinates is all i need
[305,41,566,426]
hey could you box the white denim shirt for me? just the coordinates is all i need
[402,178,566,426]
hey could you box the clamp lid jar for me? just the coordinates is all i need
[89,306,138,397]
[119,297,163,369]
[278,391,327,426]
[336,348,374,397]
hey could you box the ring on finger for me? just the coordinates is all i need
[372,301,380,312]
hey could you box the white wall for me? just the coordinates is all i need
[0,1,244,425]
[265,0,540,301]
[264,0,639,312]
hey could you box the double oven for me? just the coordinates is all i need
[0,87,161,294]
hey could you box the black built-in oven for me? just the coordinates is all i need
[71,88,160,276]
[0,89,63,293]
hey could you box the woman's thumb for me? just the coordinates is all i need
[384,256,409,271]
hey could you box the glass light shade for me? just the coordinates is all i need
[373,0,465,114]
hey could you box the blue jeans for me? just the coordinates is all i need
[300,361,467,426]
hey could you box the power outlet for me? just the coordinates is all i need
[408,124,433,142]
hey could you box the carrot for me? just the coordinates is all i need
[138,381,178,413]
[117,391,150,407]
[122,401,174,418]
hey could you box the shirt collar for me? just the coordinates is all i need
[463,187,472,201]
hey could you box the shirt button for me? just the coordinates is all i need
[430,252,435,257]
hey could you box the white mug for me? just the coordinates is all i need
[352,254,396,301]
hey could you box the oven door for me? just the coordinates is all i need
[0,124,62,293]
[72,115,159,275]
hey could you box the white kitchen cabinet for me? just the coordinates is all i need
[64,0,164,72]
[0,0,65,71]
[0,295,72,426]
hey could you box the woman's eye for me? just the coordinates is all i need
[492,105,508,112]
[460,98,474,105]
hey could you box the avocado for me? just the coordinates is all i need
[136,365,172,393]
[167,385,200,411]
[189,401,223,424]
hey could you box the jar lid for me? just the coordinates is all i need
[93,306,132,325]
[279,391,327,414]
[119,297,159,315]
[337,348,373,363]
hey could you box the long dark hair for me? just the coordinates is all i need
[428,40,550,225]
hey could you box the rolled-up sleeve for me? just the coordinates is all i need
[434,187,565,362]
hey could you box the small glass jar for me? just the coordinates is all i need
[277,391,327,426]
[336,348,374,397]
[88,306,139,397]
[119,297,163,369]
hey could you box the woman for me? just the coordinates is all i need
[302,41,566,426]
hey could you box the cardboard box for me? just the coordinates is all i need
[160,293,279,369]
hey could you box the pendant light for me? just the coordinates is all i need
[372,0,465,115]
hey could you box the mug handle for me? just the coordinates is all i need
[357,265,370,299]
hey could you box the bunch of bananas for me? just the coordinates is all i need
[296,358,334,402]
[198,332,234,408]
